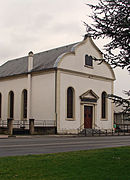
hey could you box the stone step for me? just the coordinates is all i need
[79,128,104,136]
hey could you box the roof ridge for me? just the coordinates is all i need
[0,41,79,78]
[34,42,78,56]
[1,42,79,65]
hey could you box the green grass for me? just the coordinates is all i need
[0,147,130,180]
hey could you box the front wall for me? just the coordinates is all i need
[0,76,28,120]
[57,38,115,134]
[58,71,113,133]
[59,38,114,80]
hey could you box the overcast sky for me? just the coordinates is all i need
[0,0,129,97]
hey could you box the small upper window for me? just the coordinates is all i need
[85,55,93,67]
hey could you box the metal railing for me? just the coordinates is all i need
[34,120,56,127]
[13,120,29,129]
[77,123,101,135]
[78,128,130,137]
[77,123,84,134]
[116,124,130,132]
[0,119,56,135]
[0,119,56,128]
[0,120,7,127]
[78,123,130,137]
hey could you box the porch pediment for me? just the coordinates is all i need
[80,90,99,103]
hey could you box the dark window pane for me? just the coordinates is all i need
[9,91,14,118]
[102,92,106,118]
[23,90,27,118]
[67,87,73,118]
[85,55,93,66]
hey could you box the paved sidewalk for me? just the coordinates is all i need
[0,134,77,139]
[0,134,42,139]
[0,135,8,139]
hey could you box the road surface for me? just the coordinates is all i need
[0,135,130,157]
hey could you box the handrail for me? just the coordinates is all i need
[77,123,84,134]
[94,123,100,129]
[77,122,101,134]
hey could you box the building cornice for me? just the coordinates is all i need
[58,68,115,82]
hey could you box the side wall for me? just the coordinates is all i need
[31,72,55,121]
[0,76,28,121]
[0,72,55,123]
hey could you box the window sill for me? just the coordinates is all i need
[22,118,27,121]
[84,65,93,69]
[100,118,108,121]
[66,118,75,121]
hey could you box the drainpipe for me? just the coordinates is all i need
[27,51,33,121]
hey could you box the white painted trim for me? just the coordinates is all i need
[54,53,67,68]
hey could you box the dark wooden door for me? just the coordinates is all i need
[84,106,93,128]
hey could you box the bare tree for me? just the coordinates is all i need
[85,0,130,71]
[85,0,130,117]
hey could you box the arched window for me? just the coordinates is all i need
[101,92,107,119]
[9,91,14,118]
[67,87,74,118]
[0,93,2,118]
[22,89,27,119]
[85,55,93,67]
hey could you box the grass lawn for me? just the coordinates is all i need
[0,147,130,180]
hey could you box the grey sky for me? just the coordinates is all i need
[0,0,129,97]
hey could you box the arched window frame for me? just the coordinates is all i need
[66,87,75,119]
[0,93,2,119]
[101,91,107,119]
[22,89,28,119]
[8,91,14,119]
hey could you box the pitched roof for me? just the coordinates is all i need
[0,42,78,78]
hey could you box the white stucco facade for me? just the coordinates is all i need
[0,36,115,134]
[0,76,28,121]
[57,71,114,134]
[0,72,55,123]
[56,37,115,134]
[31,72,55,121]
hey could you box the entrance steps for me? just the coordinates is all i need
[79,128,103,136]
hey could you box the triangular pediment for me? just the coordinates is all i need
[80,90,99,100]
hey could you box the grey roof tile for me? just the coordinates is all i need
[0,42,78,78]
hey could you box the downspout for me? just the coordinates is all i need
[27,51,33,122]
[55,68,57,133]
